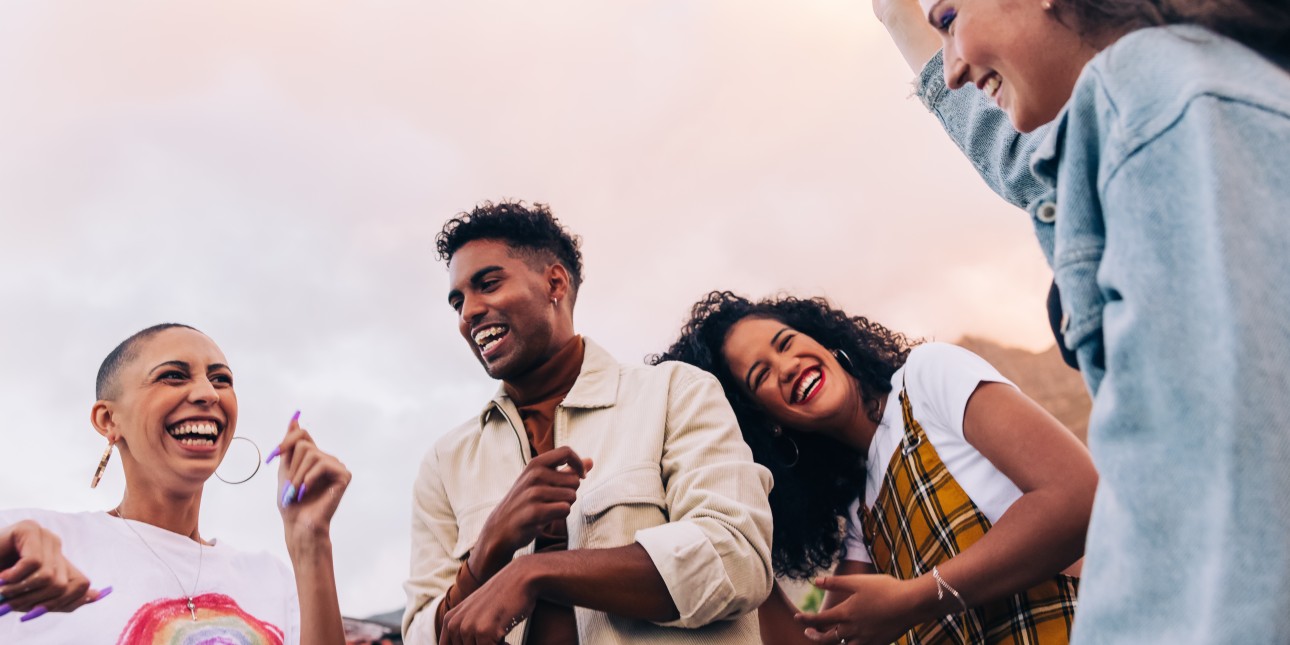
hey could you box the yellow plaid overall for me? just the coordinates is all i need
[860,381,1079,644]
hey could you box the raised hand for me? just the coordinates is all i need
[469,446,593,581]
[267,411,352,545]
[872,0,922,23]
[870,0,943,73]
[0,521,110,621]
[266,411,350,645]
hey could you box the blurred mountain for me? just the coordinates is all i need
[955,336,1091,443]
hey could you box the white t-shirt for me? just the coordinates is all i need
[0,508,300,644]
[843,343,1021,564]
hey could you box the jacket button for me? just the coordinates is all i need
[1036,202,1058,223]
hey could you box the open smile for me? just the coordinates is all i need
[472,324,510,360]
[791,367,825,405]
[165,418,223,452]
[981,72,1003,105]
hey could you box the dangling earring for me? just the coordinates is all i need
[90,439,115,489]
[771,426,800,468]
[552,297,559,307]
[214,436,263,485]
[833,348,855,372]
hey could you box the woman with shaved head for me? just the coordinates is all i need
[0,323,350,644]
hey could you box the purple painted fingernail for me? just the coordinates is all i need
[291,410,301,422]
[0,604,10,618]
[281,482,296,508]
[93,586,114,602]
[20,606,46,621]
[266,446,281,464]
[296,483,307,502]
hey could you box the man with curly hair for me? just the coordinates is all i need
[402,201,774,644]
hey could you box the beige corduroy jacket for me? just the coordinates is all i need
[402,338,774,644]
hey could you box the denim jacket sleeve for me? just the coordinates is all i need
[915,51,1052,216]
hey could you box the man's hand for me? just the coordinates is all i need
[439,559,538,645]
[0,521,110,621]
[470,446,592,581]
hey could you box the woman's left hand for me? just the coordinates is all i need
[268,412,351,544]
[794,573,930,645]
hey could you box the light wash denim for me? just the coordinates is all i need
[916,25,1290,644]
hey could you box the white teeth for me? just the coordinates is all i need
[794,370,822,403]
[169,422,219,438]
[473,326,508,351]
[985,74,1001,98]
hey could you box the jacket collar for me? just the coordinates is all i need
[1030,101,1068,190]
[478,337,621,424]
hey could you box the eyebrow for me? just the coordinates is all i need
[770,327,790,347]
[149,360,190,376]
[447,265,504,305]
[743,326,794,391]
[147,361,232,375]
[926,0,947,26]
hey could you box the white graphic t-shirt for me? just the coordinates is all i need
[0,508,300,644]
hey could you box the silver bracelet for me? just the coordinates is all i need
[932,566,968,615]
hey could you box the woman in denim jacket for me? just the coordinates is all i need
[873,0,1290,642]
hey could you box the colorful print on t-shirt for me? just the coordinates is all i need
[116,592,285,645]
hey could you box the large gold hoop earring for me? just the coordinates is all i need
[90,440,114,489]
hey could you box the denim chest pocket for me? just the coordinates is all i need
[1053,243,1106,360]
[576,465,668,548]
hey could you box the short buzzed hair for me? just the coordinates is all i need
[95,323,199,400]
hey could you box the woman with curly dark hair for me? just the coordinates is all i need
[654,291,1096,645]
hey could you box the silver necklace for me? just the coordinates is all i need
[112,506,204,621]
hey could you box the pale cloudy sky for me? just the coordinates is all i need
[0,0,1052,618]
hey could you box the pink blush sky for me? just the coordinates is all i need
[0,0,1051,617]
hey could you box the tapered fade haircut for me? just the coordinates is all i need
[95,323,199,400]
[436,200,585,301]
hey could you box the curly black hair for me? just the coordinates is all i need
[651,291,916,580]
[436,200,585,297]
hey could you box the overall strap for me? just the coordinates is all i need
[898,374,924,456]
